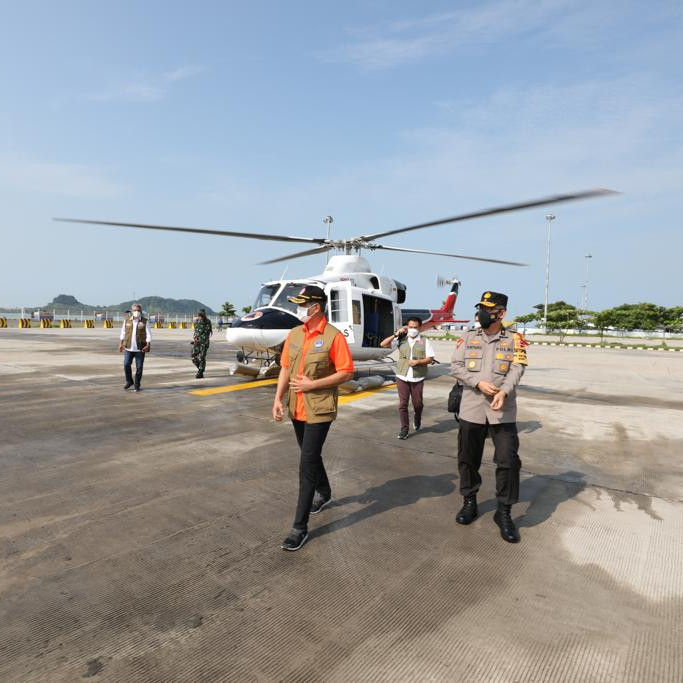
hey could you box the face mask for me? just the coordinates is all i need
[132,310,141,319]
[407,328,420,338]
[296,305,315,322]
[477,308,497,329]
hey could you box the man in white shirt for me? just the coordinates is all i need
[118,303,152,391]
[381,317,435,439]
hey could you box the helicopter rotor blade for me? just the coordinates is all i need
[359,188,618,242]
[258,245,334,265]
[371,244,527,266]
[53,218,327,245]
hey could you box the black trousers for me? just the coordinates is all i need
[292,419,332,532]
[123,350,145,388]
[457,419,521,504]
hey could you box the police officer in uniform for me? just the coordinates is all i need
[272,285,354,551]
[450,291,528,543]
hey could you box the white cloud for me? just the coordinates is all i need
[0,158,125,198]
[87,64,205,103]
[325,0,614,69]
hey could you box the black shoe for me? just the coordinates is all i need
[397,427,409,440]
[310,493,332,515]
[281,529,308,551]
[134,386,141,392]
[413,419,421,431]
[456,496,478,525]
[494,503,520,543]
[124,382,134,390]
[195,371,204,379]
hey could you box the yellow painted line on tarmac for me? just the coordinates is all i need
[189,378,278,396]
[338,383,396,405]
[189,379,397,402]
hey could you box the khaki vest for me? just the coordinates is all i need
[396,337,428,379]
[123,316,148,350]
[287,322,341,424]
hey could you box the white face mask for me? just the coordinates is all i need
[132,310,141,318]
[296,305,314,323]
[407,327,419,338]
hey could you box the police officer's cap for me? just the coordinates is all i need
[288,285,326,305]
[476,291,508,308]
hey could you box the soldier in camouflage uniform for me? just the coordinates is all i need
[191,309,213,378]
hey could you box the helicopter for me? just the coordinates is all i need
[56,188,615,377]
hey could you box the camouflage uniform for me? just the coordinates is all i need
[191,316,213,374]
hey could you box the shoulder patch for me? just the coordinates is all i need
[456,338,464,348]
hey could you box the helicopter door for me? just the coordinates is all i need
[327,282,355,344]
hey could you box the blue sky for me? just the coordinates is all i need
[1,0,681,317]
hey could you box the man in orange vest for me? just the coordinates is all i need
[272,285,354,551]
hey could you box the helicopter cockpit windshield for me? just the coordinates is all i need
[253,284,280,310]
[271,283,312,314]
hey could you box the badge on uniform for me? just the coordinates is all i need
[314,339,324,348]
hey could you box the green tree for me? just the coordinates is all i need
[242,305,252,314]
[514,313,538,333]
[220,301,236,318]
[533,301,581,342]
[591,310,616,341]
[664,306,683,333]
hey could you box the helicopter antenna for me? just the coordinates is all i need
[279,265,289,282]
[323,216,333,264]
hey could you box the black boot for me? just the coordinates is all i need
[195,371,204,379]
[494,503,520,543]
[456,496,478,525]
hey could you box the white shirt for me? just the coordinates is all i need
[120,318,152,352]
[394,335,435,382]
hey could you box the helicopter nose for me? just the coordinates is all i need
[230,307,299,331]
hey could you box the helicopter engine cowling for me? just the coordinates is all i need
[226,307,300,353]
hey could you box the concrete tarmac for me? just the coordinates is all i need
[0,328,682,682]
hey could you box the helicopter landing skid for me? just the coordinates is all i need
[231,350,282,379]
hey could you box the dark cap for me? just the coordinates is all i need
[198,308,206,315]
[287,285,326,305]
[476,291,508,308]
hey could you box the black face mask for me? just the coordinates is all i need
[477,308,498,329]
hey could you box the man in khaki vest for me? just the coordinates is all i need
[450,291,527,543]
[118,303,151,392]
[272,285,354,551]
[380,317,435,439]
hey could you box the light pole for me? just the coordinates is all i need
[582,254,592,310]
[543,214,555,331]
[323,216,333,264]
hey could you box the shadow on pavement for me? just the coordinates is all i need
[310,473,458,540]
[475,470,588,528]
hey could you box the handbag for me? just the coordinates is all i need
[447,382,463,415]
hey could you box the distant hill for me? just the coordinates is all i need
[0,294,216,315]
[116,297,216,316]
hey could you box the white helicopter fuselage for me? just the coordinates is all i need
[225,254,403,362]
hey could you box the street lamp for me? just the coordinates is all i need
[582,254,593,310]
[543,214,555,331]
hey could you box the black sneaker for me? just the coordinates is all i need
[281,529,308,551]
[397,427,409,440]
[134,386,141,392]
[124,382,134,390]
[413,419,421,431]
[310,493,332,515]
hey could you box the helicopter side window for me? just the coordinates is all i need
[253,284,280,310]
[352,300,361,325]
[328,288,347,323]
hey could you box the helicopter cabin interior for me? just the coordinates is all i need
[327,285,394,348]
